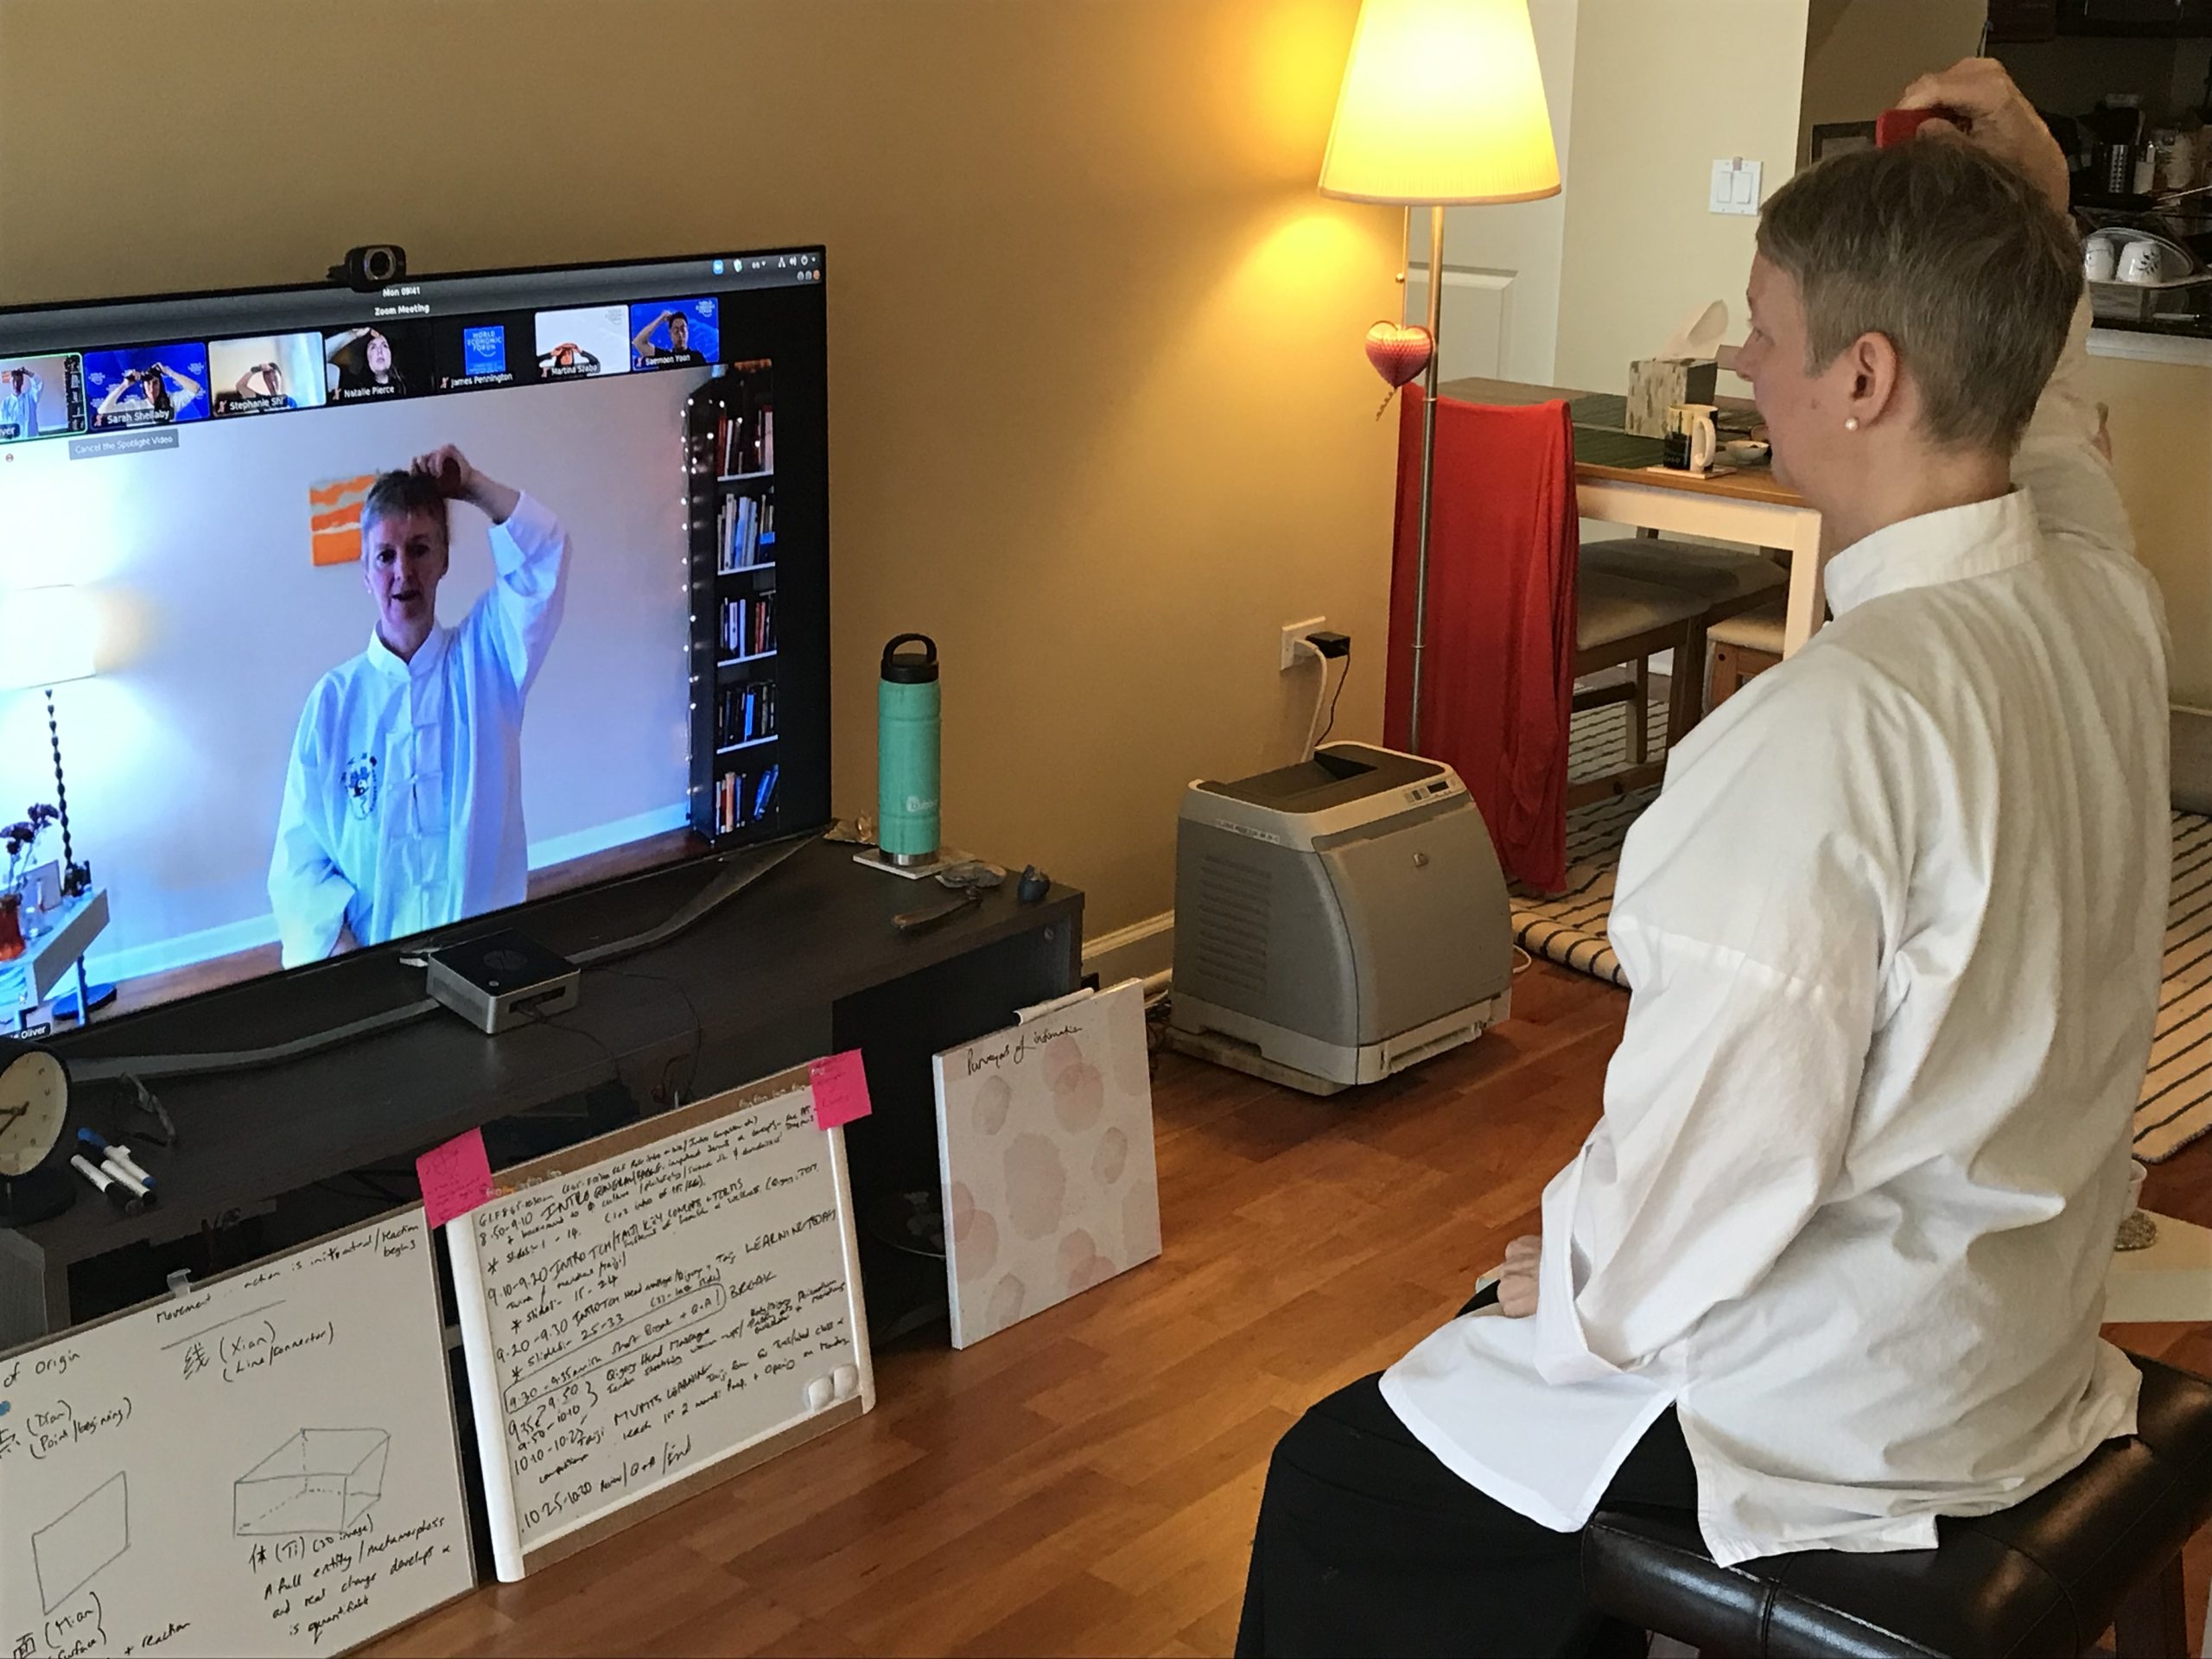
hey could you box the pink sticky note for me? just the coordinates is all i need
[416,1128,495,1229]
[809,1051,874,1130]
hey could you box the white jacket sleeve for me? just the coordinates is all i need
[482,493,570,695]
[1533,654,1908,1383]
[269,688,355,966]
[2012,298,2133,567]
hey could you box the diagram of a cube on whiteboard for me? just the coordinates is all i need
[233,1428,391,1536]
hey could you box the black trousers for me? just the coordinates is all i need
[1234,1361,1699,1659]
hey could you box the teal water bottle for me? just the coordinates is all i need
[878,633,941,866]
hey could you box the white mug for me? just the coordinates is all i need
[2083,237,2119,283]
[2119,238,2167,286]
[1664,403,1719,475]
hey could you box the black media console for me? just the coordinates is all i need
[0,837,1082,1345]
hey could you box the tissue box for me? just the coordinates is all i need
[1627,359,1718,437]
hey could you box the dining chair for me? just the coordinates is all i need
[1707,594,1788,710]
[1568,575,1710,811]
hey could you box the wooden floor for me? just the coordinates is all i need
[371,959,2212,1657]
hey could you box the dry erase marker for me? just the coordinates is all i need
[72,1154,142,1214]
[79,1128,155,1189]
[99,1156,154,1205]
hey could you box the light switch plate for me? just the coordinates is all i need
[1710,158,1763,216]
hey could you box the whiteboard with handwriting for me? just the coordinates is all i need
[0,1211,473,1658]
[448,1067,874,1580]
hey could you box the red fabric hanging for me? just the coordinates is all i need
[1383,390,1578,893]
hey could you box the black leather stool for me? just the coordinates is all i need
[1583,1356,2212,1657]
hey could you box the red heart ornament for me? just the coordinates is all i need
[1364,321,1433,389]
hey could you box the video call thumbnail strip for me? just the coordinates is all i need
[1,295,727,443]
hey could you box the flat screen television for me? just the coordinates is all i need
[0,245,830,1031]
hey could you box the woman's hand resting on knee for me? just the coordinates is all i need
[1497,1235,1541,1318]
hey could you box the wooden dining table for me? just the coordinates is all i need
[1440,376,1829,657]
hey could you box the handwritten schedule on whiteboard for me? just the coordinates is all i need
[0,1212,473,1658]
[449,1072,874,1580]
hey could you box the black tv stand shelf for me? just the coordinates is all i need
[0,837,1082,1344]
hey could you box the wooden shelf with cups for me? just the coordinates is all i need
[2084,219,2212,325]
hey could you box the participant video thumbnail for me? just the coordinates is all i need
[210,334,328,417]
[628,297,718,371]
[0,353,87,442]
[433,313,533,392]
[534,306,631,380]
[322,321,431,405]
[84,345,213,429]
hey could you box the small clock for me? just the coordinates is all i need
[0,1040,74,1226]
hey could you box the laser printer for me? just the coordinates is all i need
[1166,741,1512,1095]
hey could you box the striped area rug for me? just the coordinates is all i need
[1515,700,2212,1163]
[1509,701,1663,991]
[2143,815,2212,1160]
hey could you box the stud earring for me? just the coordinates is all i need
[1845,416,1860,432]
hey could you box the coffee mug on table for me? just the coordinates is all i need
[2119,238,2167,286]
[2083,236,2119,283]
[1662,403,1719,475]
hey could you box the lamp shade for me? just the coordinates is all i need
[1319,0,1561,206]
[0,587,97,690]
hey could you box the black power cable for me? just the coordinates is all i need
[588,964,708,1106]
[1316,653,1352,747]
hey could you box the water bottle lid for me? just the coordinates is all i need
[881,632,938,683]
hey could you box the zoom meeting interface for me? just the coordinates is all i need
[0,249,827,1021]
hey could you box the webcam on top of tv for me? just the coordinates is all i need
[328,245,408,292]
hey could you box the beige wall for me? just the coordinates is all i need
[0,0,1402,940]
[1552,0,1810,396]
[1798,0,1986,161]
[2084,353,2212,704]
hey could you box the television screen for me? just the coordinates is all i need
[0,247,829,1029]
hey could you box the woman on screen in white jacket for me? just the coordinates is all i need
[269,445,570,963]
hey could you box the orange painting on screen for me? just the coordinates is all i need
[310,474,374,566]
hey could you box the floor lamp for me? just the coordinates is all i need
[1319,0,1561,752]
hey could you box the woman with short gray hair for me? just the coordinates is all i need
[1237,59,2170,1658]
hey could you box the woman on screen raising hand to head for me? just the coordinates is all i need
[537,342,600,375]
[97,360,201,426]
[1238,60,2170,1657]
[232,361,299,410]
[326,327,409,399]
[269,445,572,963]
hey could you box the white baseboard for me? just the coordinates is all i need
[1084,911,1173,997]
